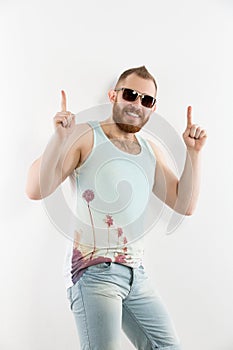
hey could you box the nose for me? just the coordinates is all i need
[132,95,142,106]
[129,98,143,114]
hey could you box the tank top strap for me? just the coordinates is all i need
[136,134,156,164]
[87,120,107,146]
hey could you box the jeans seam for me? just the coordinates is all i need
[79,282,92,350]
[123,302,158,348]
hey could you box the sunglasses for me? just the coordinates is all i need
[114,87,156,108]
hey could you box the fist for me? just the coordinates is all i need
[53,90,76,138]
[182,106,207,152]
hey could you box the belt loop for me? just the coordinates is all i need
[129,267,134,286]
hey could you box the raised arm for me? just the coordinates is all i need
[148,106,207,215]
[25,90,80,200]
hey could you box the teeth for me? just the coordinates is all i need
[127,112,139,118]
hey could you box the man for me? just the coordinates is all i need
[26,66,207,350]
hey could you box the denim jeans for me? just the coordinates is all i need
[66,262,181,350]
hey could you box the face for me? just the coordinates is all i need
[109,73,157,133]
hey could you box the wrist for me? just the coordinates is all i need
[186,148,202,163]
[186,147,201,155]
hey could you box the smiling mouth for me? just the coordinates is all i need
[125,111,141,118]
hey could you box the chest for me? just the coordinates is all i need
[109,138,141,155]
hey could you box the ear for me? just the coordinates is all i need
[108,89,117,104]
[152,104,157,113]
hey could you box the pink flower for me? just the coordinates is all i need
[82,189,95,203]
[117,227,123,238]
[82,189,96,259]
[123,236,128,253]
[105,214,113,227]
[115,254,127,263]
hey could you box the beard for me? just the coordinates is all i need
[112,102,150,133]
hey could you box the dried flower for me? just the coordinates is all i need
[115,254,127,263]
[82,189,96,259]
[117,227,123,238]
[105,214,113,227]
[82,189,95,203]
[123,236,128,245]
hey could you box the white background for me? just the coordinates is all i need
[0,0,232,349]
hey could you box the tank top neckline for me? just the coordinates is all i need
[96,120,143,157]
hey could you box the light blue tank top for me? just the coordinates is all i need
[63,120,156,289]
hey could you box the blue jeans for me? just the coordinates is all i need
[66,262,181,350]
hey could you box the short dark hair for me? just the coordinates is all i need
[115,65,157,92]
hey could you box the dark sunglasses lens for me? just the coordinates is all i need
[122,89,138,102]
[141,95,155,108]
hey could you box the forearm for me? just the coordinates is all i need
[26,132,66,199]
[175,148,202,215]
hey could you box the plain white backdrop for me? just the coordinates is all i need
[0,0,232,349]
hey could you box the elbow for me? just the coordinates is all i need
[173,202,196,216]
[185,211,193,216]
[25,190,42,200]
[174,208,194,216]
[25,185,42,200]
[25,184,54,200]
[27,194,42,201]
[185,206,196,216]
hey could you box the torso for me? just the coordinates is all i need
[77,122,142,168]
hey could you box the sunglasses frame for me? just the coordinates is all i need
[114,87,156,108]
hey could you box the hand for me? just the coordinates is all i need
[182,106,207,152]
[53,90,76,139]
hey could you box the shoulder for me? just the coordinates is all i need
[61,122,93,163]
[73,122,93,138]
[72,122,94,166]
[67,122,93,149]
[146,139,165,164]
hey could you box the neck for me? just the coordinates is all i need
[100,116,137,142]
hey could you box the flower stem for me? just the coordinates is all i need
[88,203,96,260]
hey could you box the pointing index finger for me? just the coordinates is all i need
[187,105,193,128]
[61,90,67,112]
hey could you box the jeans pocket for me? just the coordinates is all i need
[67,286,72,300]
[66,286,73,310]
